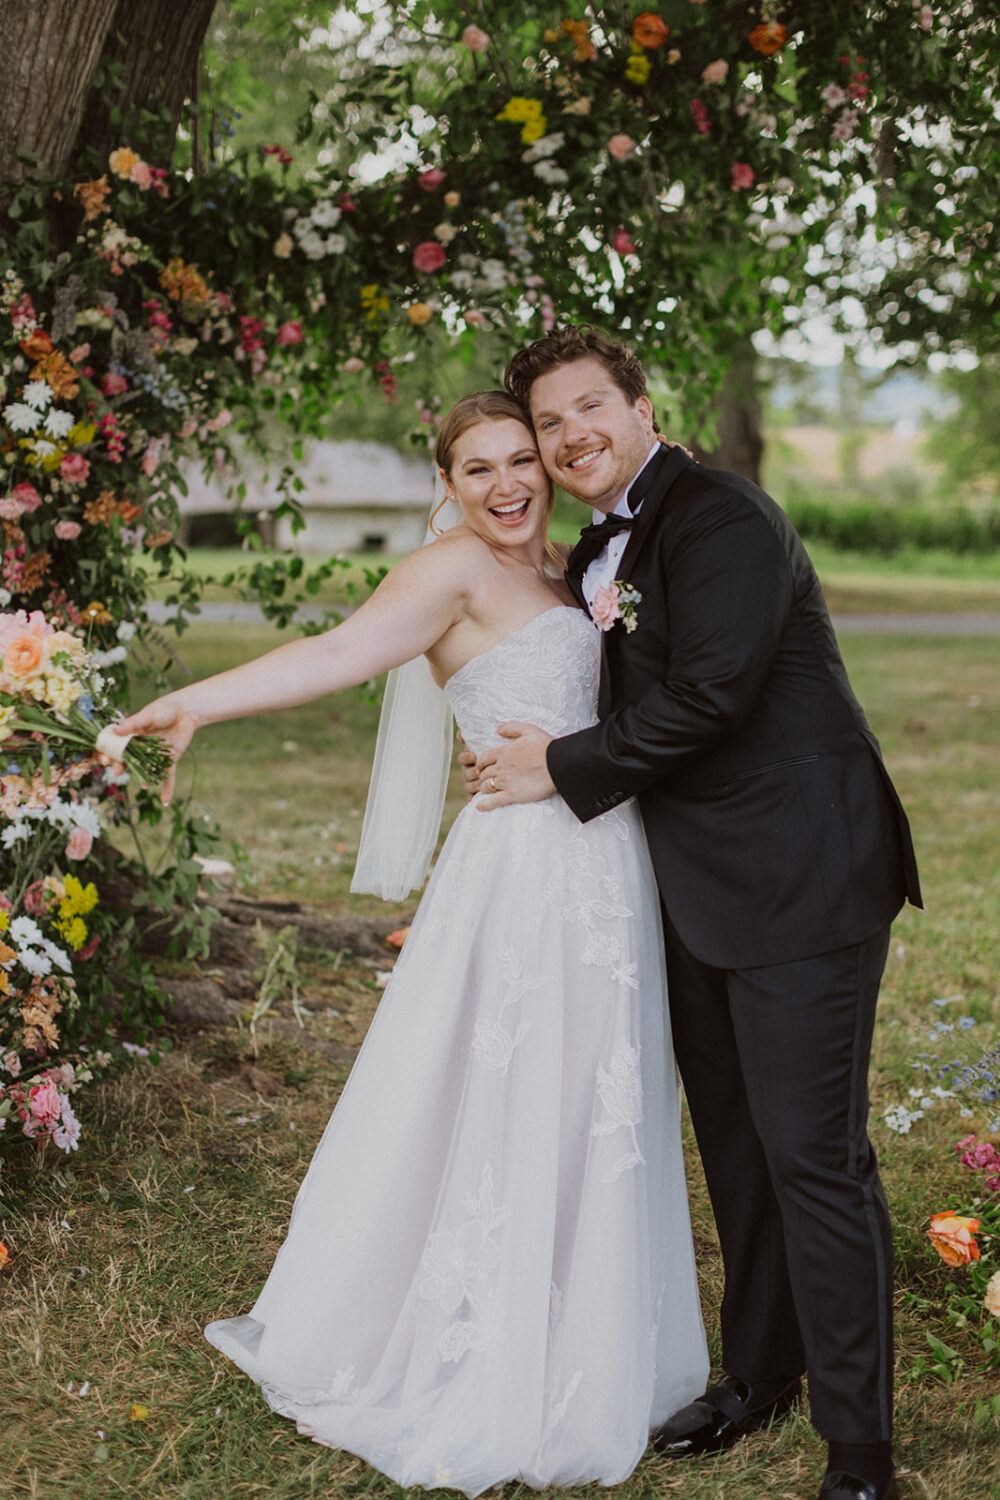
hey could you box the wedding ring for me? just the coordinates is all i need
[487,776,497,793]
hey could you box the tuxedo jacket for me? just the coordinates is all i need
[548,445,922,969]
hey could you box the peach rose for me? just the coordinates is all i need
[65,827,93,861]
[928,1211,981,1267]
[461,24,490,52]
[702,59,729,85]
[130,160,153,190]
[607,134,637,161]
[984,1270,1000,1317]
[592,585,622,631]
[3,632,45,678]
[108,147,142,179]
[54,521,82,541]
[632,13,670,48]
[28,1080,62,1125]
[407,302,433,326]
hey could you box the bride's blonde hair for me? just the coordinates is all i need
[433,391,561,567]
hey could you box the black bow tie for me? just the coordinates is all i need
[567,512,636,576]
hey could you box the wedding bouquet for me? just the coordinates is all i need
[0,609,170,786]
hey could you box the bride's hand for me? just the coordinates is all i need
[115,696,199,804]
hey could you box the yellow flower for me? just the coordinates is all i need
[129,1403,150,1422]
[625,48,652,86]
[406,302,433,326]
[0,911,9,934]
[56,915,88,951]
[68,421,97,447]
[108,148,142,180]
[83,601,113,625]
[520,118,548,143]
[61,875,99,917]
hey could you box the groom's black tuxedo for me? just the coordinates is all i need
[547,443,921,1448]
[550,444,921,967]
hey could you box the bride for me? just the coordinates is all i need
[117,391,708,1494]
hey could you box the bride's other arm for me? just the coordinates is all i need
[117,541,470,799]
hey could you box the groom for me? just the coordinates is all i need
[470,326,921,1500]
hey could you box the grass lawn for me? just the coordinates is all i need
[1,624,999,1499]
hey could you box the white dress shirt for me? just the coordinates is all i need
[581,443,661,611]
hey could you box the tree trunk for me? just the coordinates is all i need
[0,0,216,195]
[693,343,765,485]
[76,0,217,171]
[0,0,120,190]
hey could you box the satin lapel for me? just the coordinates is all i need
[615,445,694,585]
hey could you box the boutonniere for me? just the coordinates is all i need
[592,580,642,633]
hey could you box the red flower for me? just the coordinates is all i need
[413,241,447,274]
[418,168,446,192]
[275,320,304,346]
[731,161,756,191]
[612,229,637,256]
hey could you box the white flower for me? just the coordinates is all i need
[1,822,30,848]
[54,1097,81,1152]
[3,401,42,433]
[883,1103,924,1134]
[449,270,475,292]
[832,109,860,142]
[309,199,342,230]
[10,915,44,947]
[33,438,57,458]
[17,947,52,978]
[22,380,53,411]
[116,620,137,642]
[43,939,72,974]
[534,161,569,185]
[43,409,75,439]
[478,258,508,291]
[822,83,848,108]
[0,589,11,606]
[522,131,565,163]
[434,222,458,243]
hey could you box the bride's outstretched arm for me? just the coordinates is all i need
[116,542,467,799]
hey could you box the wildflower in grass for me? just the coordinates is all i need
[928,1211,981,1267]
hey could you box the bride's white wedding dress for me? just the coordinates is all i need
[206,605,708,1494]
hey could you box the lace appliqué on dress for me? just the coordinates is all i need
[472,946,541,1074]
[592,1043,645,1182]
[420,1163,506,1363]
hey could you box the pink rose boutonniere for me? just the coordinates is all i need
[592,581,642,633]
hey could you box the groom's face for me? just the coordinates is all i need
[527,356,656,513]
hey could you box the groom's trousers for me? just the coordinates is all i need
[663,911,894,1445]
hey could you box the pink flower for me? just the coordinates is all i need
[919,4,933,30]
[701,59,729,85]
[461,24,490,51]
[2,1052,21,1078]
[141,440,161,477]
[731,160,756,190]
[418,168,446,192]
[612,229,638,256]
[130,161,153,190]
[65,827,93,861]
[13,483,42,513]
[690,98,711,136]
[413,241,447,274]
[607,134,637,161]
[101,371,128,396]
[28,1080,62,1126]
[60,454,90,485]
[69,342,91,364]
[592,585,623,632]
[342,357,366,373]
[54,520,82,541]
[275,320,304,346]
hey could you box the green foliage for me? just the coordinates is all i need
[786,497,1000,555]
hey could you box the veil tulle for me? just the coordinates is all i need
[350,473,459,901]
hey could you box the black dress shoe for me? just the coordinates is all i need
[818,1471,899,1500]
[649,1373,800,1457]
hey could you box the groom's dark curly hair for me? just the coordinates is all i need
[504,326,658,430]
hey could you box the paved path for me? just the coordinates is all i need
[147,601,1000,635]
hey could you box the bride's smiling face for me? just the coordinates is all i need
[445,418,552,548]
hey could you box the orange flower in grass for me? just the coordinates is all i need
[749,22,789,56]
[0,1242,9,1270]
[927,1211,980,1266]
[632,13,670,49]
[3,632,45,678]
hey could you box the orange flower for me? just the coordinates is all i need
[160,258,211,305]
[142,530,174,550]
[116,498,143,524]
[749,21,789,56]
[20,553,51,592]
[3,632,45,677]
[32,353,79,401]
[0,1242,9,1270]
[19,330,55,362]
[632,12,670,49]
[559,18,597,62]
[83,490,118,526]
[74,175,111,222]
[927,1211,981,1267]
[386,927,411,949]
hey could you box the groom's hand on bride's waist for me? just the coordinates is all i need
[476,724,555,809]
